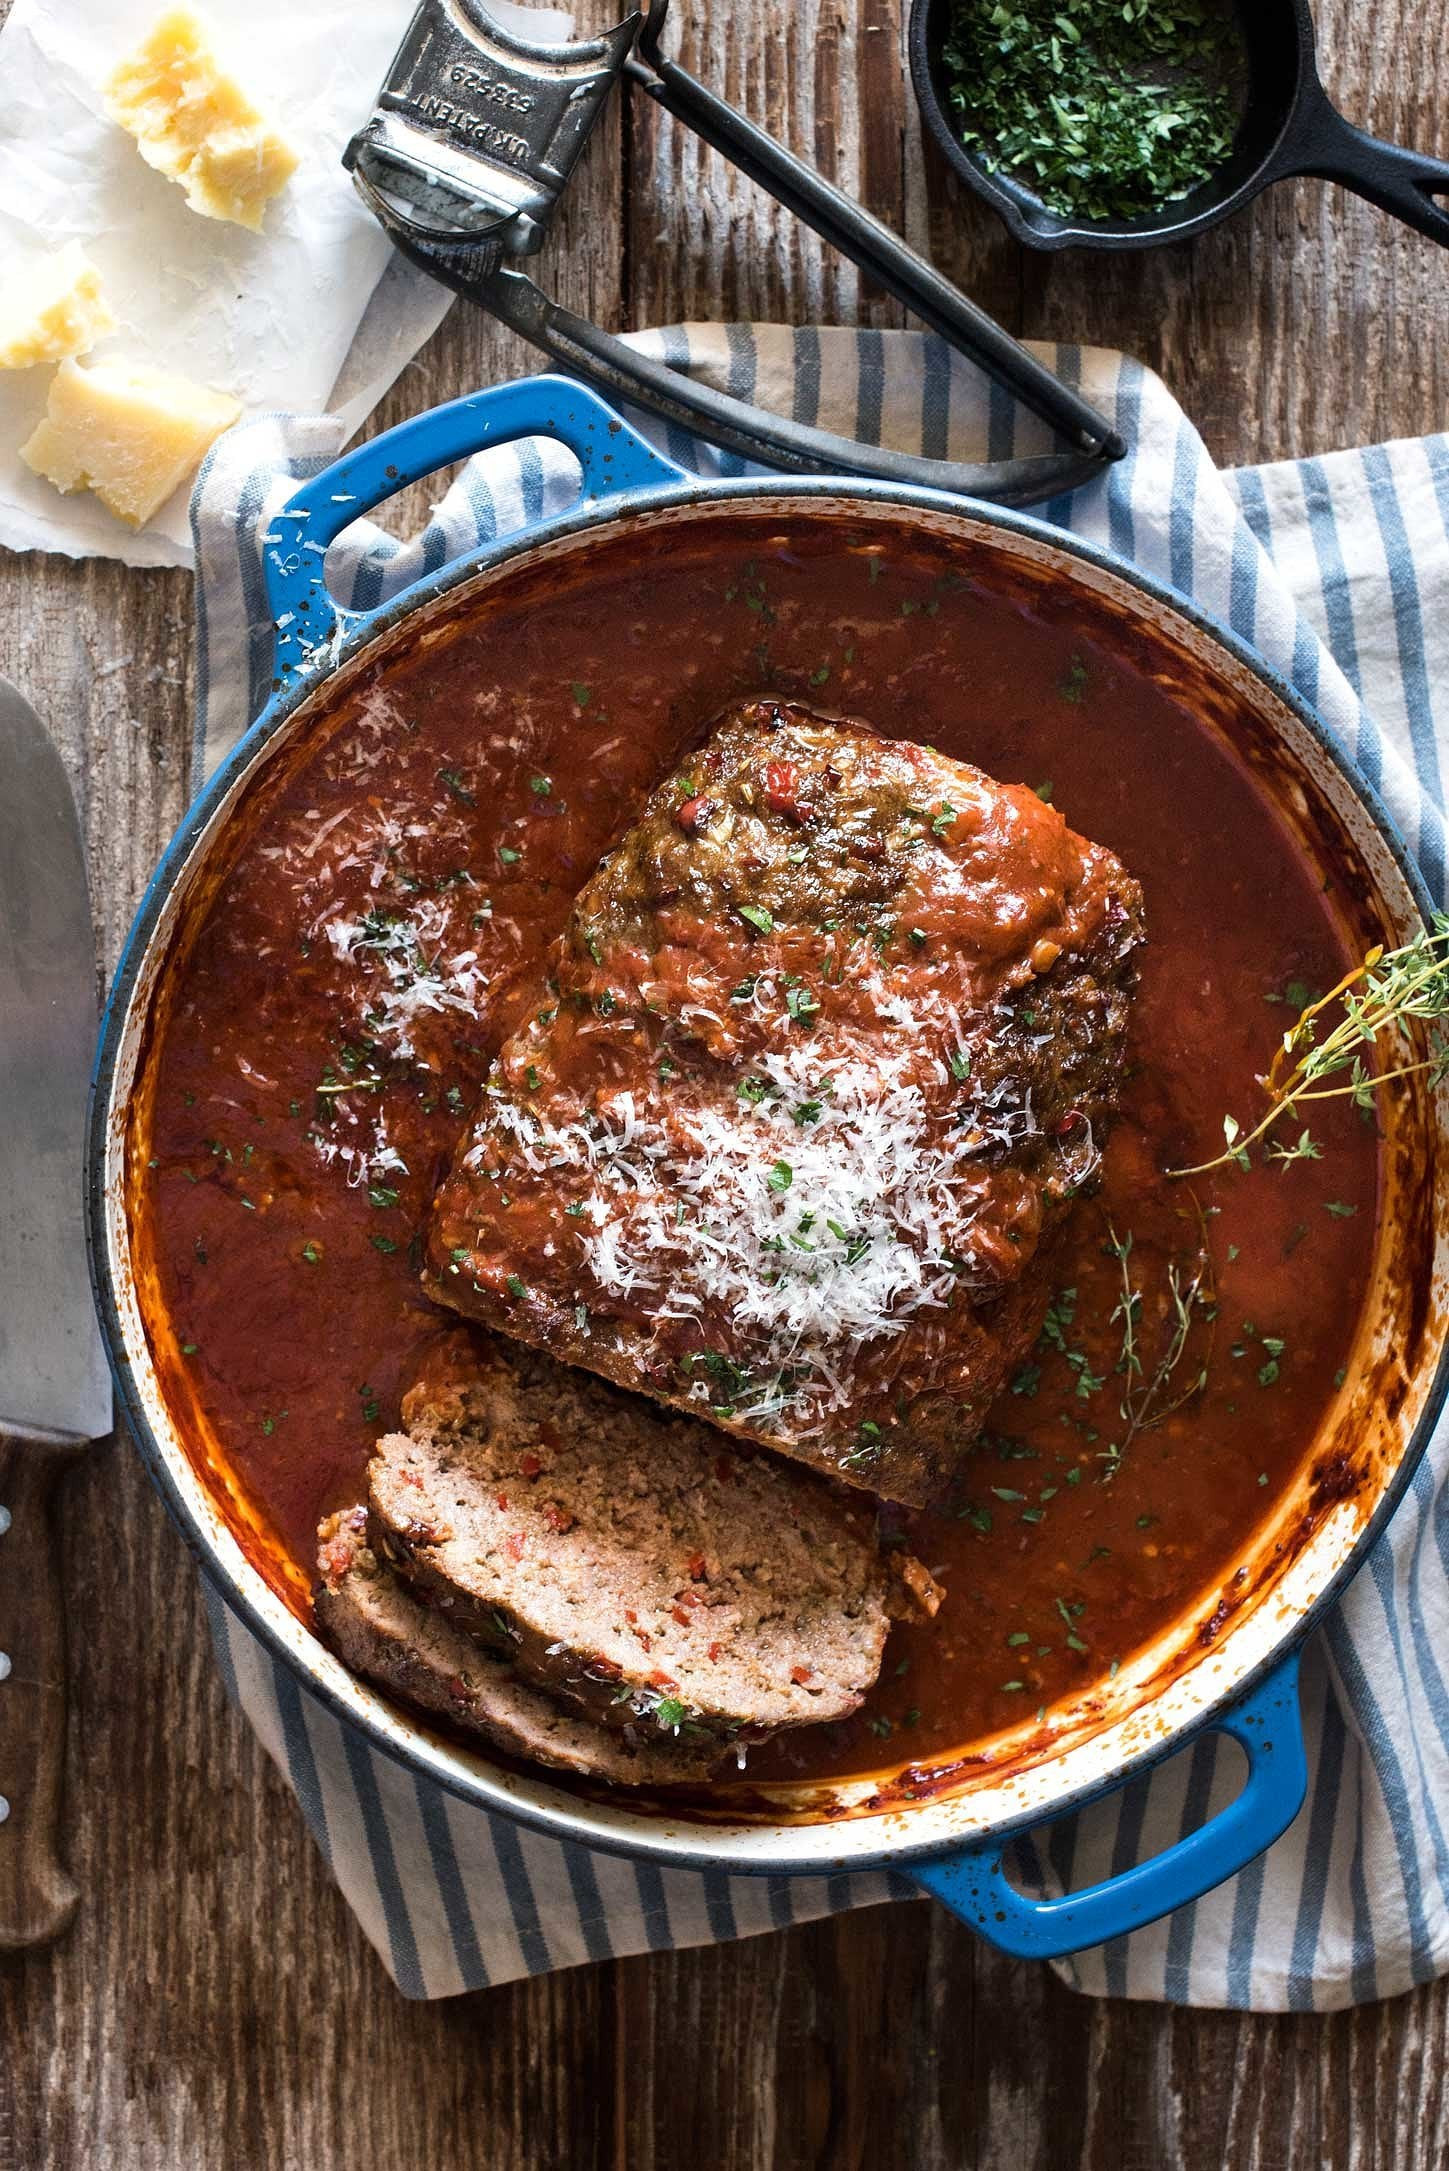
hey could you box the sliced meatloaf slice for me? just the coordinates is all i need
[366,1332,890,1752]
[425,698,1144,1505]
[316,1509,723,1783]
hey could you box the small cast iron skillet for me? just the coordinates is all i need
[909,0,1449,251]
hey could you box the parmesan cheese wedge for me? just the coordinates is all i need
[0,244,115,370]
[103,8,298,231]
[20,358,241,530]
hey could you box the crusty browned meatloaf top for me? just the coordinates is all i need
[315,1508,723,1784]
[366,1332,891,1750]
[425,700,1143,1505]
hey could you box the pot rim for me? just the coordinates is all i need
[88,469,1449,1875]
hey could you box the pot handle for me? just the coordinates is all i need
[911,1650,1306,1959]
[260,375,689,684]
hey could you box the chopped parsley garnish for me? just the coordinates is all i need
[685,1350,757,1407]
[1039,1288,1077,1349]
[359,1384,380,1424]
[1059,653,1089,702]
[529,774,552,796]
[768,1159,794,1192]
[498,844,522,865]
[368,1185,399,1210]
[930,802,955,836]
[941,0,1241,224]
[738,904,774,936]
[1255,1336,1285,1386]
[369,1234,399,1254]
[437,767,475,805]
[653,1696,688,1730]
[506,1275,528,1300]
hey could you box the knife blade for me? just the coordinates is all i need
[0,675,111,1952]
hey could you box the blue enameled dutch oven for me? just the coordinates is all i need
[87,378,1449,1958]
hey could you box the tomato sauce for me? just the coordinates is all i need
[134,509,1379,1780]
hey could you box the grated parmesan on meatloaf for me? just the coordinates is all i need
[364,1331,891,1751]
[315,1508,724,1783]
[425,699,1143,1505]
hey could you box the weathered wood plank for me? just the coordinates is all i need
[1,0,1447,2164]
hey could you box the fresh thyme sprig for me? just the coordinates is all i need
[1101,1212,1216,1478]
[1170,915,1449,1180]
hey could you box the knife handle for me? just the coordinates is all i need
[0,1431,86,1951]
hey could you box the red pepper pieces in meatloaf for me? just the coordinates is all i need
[425,700,1144,1506]
[362,1331,892,1752]
[315,1507,725,1785]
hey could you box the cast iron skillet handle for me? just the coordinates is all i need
[913,1651,1307,1958]
[0,1431,85,1950]
[259,375,687,682]
[1273,83,1449,247]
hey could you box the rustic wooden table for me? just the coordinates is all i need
[2,2,1447,2164]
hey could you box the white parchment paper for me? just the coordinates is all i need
[0,0,567,567]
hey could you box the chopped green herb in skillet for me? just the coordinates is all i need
[941,0,1243,224]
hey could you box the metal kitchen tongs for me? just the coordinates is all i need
[344,0,1125,505]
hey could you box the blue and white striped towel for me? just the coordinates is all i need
[190,326,1449,2007]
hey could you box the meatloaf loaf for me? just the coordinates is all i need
[363,1331,891,1755]
[316,1507,723,1784]
[425,699,1144,1506]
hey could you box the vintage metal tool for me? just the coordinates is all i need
[345,0,1125,504]
[0,680,111,1951]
